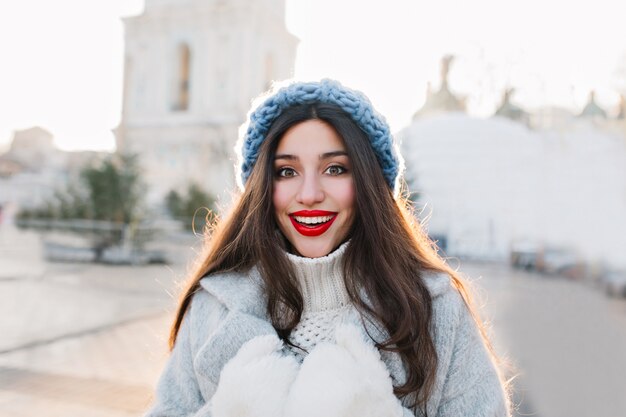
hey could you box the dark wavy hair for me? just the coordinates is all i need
[169,103,499,412]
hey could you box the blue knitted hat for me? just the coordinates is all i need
[236,79,403,193]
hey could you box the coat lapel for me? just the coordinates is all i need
[197,268,277,386]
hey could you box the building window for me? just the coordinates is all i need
[171,43,191,111]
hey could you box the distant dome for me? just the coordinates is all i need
[494,88,529,125]
[413,55,465,120]
[579,91,607,118]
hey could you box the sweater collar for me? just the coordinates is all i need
[284,241,351,313]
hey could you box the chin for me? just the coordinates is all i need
[291,240,337,258]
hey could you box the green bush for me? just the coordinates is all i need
[16,153,144,228]
[165,183,215,231]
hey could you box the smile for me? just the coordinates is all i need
[289,210,338,237]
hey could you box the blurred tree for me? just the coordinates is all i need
[16,153,146,261]
[81,153,143,223]
[17,183,89,221]
[17,153,143,224]
[55,184,91,219]
[165,183,215,231]
[165,189,183,219]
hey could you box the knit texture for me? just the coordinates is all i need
[236,79,404,193]
[284,241,354,359]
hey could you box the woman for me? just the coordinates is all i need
[146,79,511,417]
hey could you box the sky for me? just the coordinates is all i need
[0,0,624,151]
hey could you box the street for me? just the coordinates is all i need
[0,227,195,416]
[1,227,625,416]
[462,261,626,417]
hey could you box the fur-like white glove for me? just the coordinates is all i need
[211,334,300,417]
[284,324,405,417]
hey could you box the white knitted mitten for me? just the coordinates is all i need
[211,334,300,417]
[284,324,405,417]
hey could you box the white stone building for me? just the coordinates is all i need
[400,114,625,267]
[399,56,626,270]
[412,55,466,121]
[0,127,105,222]
[116,0,298,205]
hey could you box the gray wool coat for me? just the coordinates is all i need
[145,269,510,417]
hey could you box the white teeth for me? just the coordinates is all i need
[294,215,334,224]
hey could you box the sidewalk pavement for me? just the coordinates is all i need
[0,225,201,416]
[0,314,171,417]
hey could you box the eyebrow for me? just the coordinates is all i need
[274,151,349,161]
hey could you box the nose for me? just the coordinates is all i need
[296,172,325,206]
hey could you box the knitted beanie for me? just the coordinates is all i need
[235,79,404,194]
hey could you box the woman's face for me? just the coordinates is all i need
[272,119,355,258]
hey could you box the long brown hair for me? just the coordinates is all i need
[169,103,502,411]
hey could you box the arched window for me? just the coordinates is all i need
[171,43,191,111]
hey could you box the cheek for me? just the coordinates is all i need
[272,182,290,213]
[331,178,355,210]
[341,180,356,229]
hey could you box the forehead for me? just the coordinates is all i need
[276,119,346,155]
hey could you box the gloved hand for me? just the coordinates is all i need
[211,334,300,417]
[284,324,406,417]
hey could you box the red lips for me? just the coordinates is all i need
[289,210,338,237]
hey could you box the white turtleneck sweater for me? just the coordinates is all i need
[284,241,357,360]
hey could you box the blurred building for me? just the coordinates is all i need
[494,88,530,127]
[0,127,105,220]
[579,91,607,119]
[399,59,626,270]
[115,0,298,205]
[595,93,626,137]
[527,90,626,137]
[527,106,577,132]
[399,114,626,269]
[0,127,65,213]
[412,55,466,120]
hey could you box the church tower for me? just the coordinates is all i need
[116,0,298,204]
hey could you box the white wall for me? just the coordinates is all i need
[399,114,626,269]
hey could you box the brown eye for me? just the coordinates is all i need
[324,165,346,176]
[277,167,297,178]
